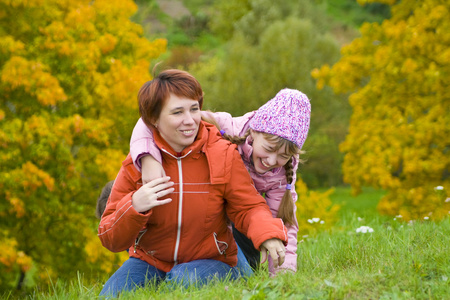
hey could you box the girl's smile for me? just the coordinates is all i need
[250,132,291,174]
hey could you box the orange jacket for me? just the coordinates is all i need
[98,122,287,272]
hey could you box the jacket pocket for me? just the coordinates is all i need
[133,228,147,253]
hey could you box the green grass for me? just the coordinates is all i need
[12,187,450,299]
[330,186,385,219]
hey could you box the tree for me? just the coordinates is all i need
[191,0,350,187]
[0,0,166,290]
[312,0,450,220]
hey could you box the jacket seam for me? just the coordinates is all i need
[98,201,134,236]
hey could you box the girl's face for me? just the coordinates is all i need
[250,131,292,174]
[155,93,201,152]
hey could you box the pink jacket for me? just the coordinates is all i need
[130,111,300,274]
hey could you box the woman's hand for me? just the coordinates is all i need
[260,238,286,268]
[132,176,174,213]
[141,155,166,184]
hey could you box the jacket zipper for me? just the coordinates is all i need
[173,156,183,264]
[161,149,191,265]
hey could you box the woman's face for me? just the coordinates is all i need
[155,93,201,152]
[250,131,291,174]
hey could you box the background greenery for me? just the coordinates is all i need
[132,0,390,188]
[2,0,448,297]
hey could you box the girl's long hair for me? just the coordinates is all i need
[202,114,304,226]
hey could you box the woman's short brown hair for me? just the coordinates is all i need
[138,69,204,128]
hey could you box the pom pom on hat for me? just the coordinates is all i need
[249,88,311,149]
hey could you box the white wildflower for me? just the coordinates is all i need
[357,217,363,222]
[356,226,374,233]
[320,220,325,224]
[307,219,313,224]
[396,215,403,218]
[312,218,321,223]
[424,216,429,220]
[434,186,444,191]
[445,198,450,203]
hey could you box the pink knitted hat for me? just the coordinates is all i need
[249,88,311,149]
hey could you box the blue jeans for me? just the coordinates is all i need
[100,246,253,298]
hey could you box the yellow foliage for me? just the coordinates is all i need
[0,0,166,289]
[1,56,67,105]
[0,236,32,272]
[295,179,340,237]
[95,149,126,181]
[0,36,25,54]
[7,197,25,218]
[313,0,450,220]
[18,162,55,192]
[84,228,128,274]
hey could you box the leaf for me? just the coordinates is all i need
[0,0,166,290]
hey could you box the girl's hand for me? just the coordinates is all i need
[132,176,174,213]
[141,155,166,184]
[260,238,286,268]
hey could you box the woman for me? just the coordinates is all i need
[98,69,287,297]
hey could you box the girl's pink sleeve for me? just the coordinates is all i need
[129,118,162,172]
[201,111,255,136]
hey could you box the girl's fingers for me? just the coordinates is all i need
[154,198,172,206]
[260,247,268,264]
[277,249,285,266]
[269,248,280,268]
[155,187,175,198]
[152,182,175,197]
[143,176,171,188]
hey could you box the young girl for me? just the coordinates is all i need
[130,88,311,275]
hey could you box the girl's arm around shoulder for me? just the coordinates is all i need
[130,118,163,172]
[202,111,256,137]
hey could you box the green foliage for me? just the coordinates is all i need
[208,0,252,41]
[0,0,165,291]
[313,0,450,220]
[319,0,391,27]
[191,1,350,187]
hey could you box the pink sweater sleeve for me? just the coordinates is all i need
[129,118,162,172]
[201,111,255,136]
